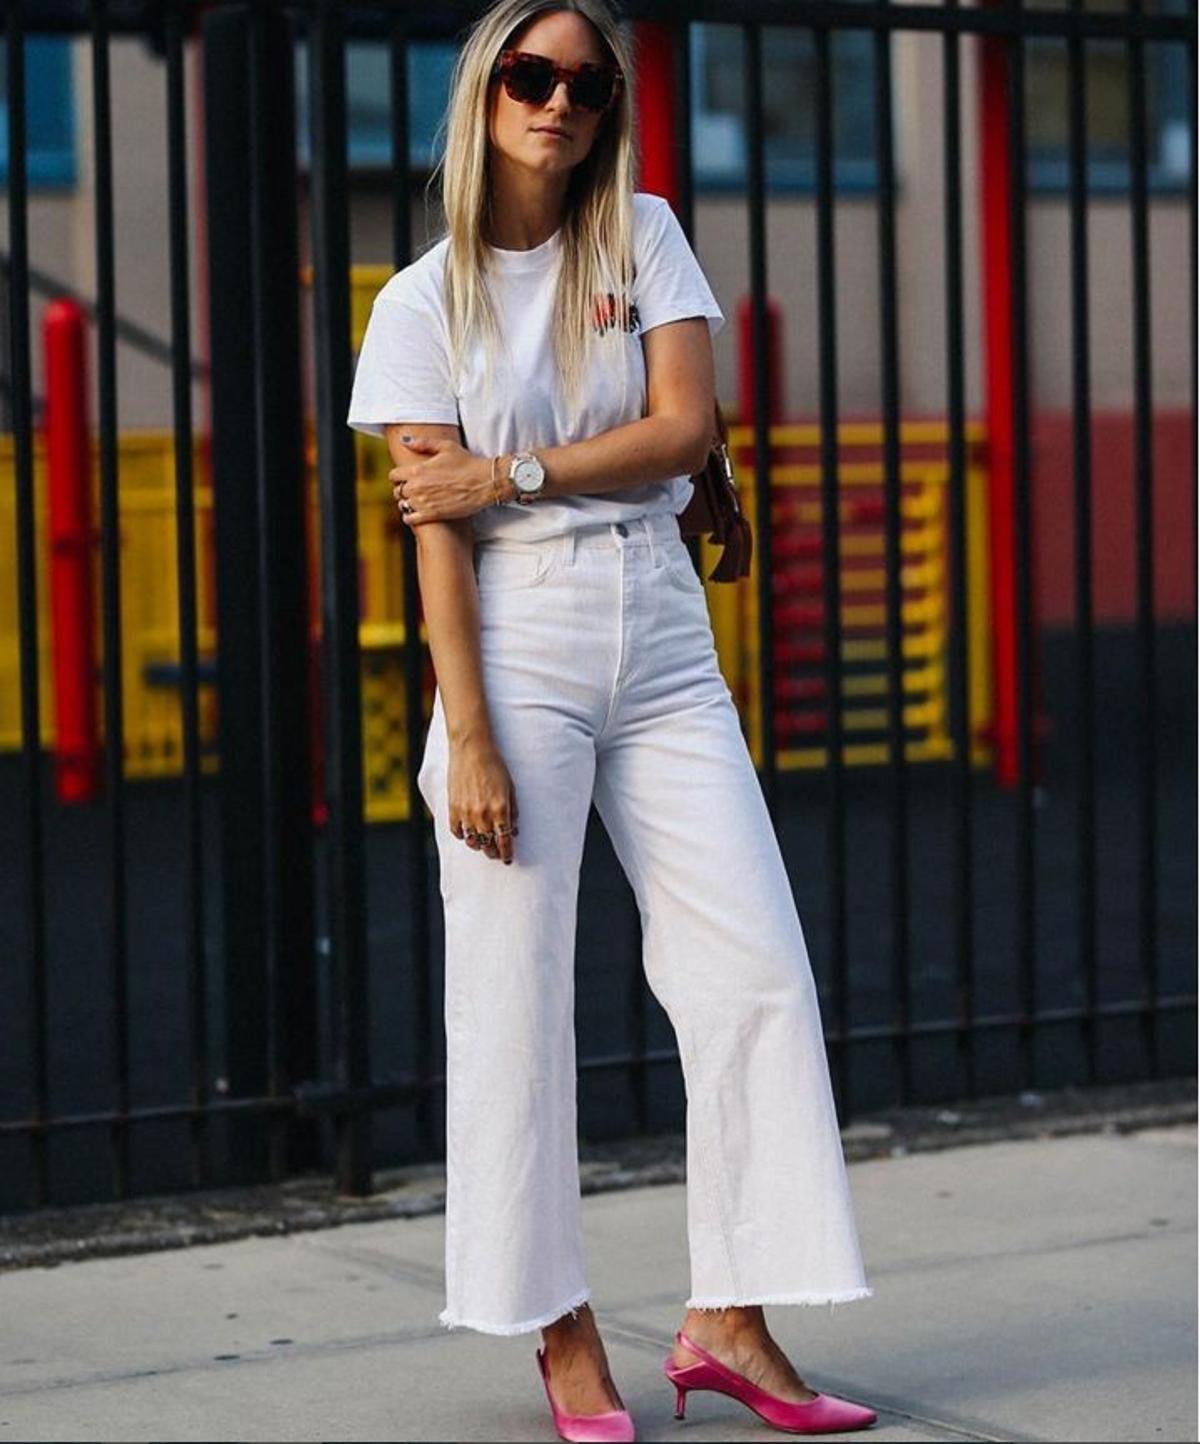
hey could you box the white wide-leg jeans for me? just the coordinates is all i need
[416,510,873,1335]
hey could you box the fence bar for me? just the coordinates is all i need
[1066,0,1098,1084]
[742,22,778,812]
[163,0,210,1187]
[248,1,287,1182]
[873,8,913,1102]
[672,21,695,264]
[941,0,977,1099]
[308,0,373,1195]
[388,18,412,278]
[629,20,695,1132]
[90,0,132,1200]
[1126,0,1159,1076]
[1191,19,1197,631]
[385,14,436,1160]
[203,3,271,1179]
[671,22,697,393]
[812,23,852,1119]
[247,2,321,1181]
[619,17,700,1131]
[6,0,51,1208]
[1004,0,1037,1088]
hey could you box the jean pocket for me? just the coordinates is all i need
[415,691,443,808]
[662,539,706,594]
[473,543,560,594]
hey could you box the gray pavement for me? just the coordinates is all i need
[0,1124,1194,1443]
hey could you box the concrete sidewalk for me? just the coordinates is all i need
[0,1124,1194,1442]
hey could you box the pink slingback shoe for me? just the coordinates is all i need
[662,1329,877,1434]
[535,1345,637,1443]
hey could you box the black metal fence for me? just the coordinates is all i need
[1,0,1195,1213]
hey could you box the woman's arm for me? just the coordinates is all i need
[390,317,715,522]
[386,421,517,863]
[531,315,717,495]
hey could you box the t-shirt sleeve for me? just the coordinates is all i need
[346,292,461,439]
[634,196,726,340]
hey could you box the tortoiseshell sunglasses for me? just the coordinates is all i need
[490,48,623,113]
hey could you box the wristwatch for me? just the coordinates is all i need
[508,451,546,505]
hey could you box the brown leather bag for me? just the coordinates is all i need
[676,400,753,582]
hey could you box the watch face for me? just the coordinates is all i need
[514,457,543,491]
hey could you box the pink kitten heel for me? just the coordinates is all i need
[662,1329,877,1434]
[536,1345,637,1443]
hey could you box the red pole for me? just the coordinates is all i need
[44,298,101,803]
[978,15,1019,787]
[632,21,678,203]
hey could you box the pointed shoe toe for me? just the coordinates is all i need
[770,1393,878,1433]
[662,1329,876,1435]
[536,1346,638,1443]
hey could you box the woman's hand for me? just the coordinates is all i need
[390,435,499,526]
[447,738,520,865]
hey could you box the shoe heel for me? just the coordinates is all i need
[673,1383,687,1420]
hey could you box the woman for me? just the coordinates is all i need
[347,2,877,1439]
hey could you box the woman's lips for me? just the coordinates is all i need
[534,128,570,140]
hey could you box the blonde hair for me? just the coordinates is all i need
[425,0,639,426]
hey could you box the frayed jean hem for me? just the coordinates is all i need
[684,1286,875,1311]
[438,1284,591,1337]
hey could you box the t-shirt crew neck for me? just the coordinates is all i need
[347,191,725,544]
[485,225,563,270]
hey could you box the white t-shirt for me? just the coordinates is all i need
[346,190,726,542]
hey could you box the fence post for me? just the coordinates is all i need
[201,2,320,1182]
[306,0,373,1197]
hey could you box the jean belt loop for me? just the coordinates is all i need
[641,514,659,570]
[563,528,577,567]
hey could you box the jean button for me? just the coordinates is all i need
[614,521,628,537]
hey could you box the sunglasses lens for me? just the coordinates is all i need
[571,67,614,110]
[507,56,554,103]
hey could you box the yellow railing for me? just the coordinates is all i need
[725,419,993,770]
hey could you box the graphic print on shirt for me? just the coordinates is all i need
[590,292,640,336]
